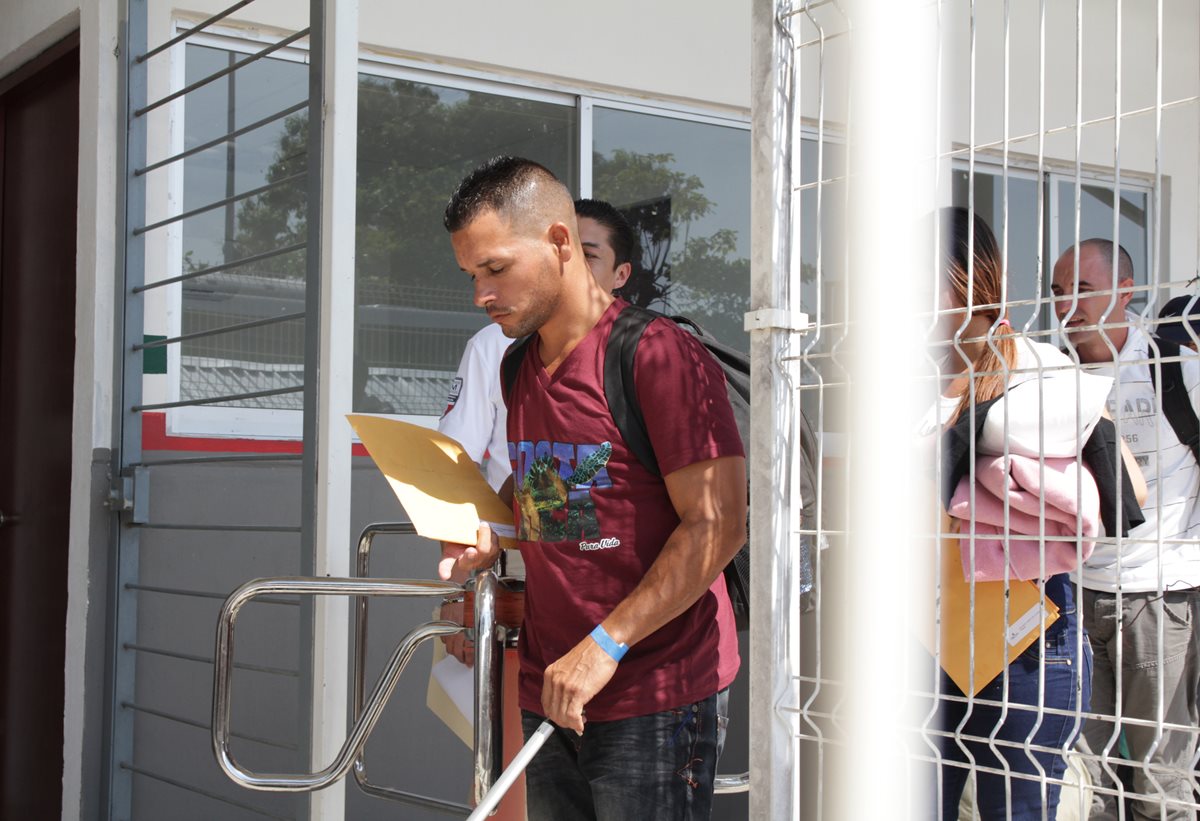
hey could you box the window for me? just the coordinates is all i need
[179,44,309,418]
[950,163,1155,331]
[169,37,749,436]
[350,75,577,415]
[1050,175,1152,312]
[950,166,1041,330]
[591,105,751,351]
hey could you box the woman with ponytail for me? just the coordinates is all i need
[924,207,1144,820]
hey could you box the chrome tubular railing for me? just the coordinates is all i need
[350,522,512,814]
[215,521,749,807]
[715,772,751,794]
[211,575,464,791]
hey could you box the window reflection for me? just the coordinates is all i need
[180,46,577,414]
[592,108,751,351]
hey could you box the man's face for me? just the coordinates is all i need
[452,209,562,339]
[1050,247,1133,356]
[579,216,631,295]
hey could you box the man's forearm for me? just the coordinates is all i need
[600,510,744,648]
[537,455,745,730]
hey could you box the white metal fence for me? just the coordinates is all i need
[752,1,1200,819]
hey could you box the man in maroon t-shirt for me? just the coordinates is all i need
[440,156,746,821]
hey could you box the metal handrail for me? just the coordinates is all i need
[349,522,749,802]
[471,570,503,807]
[716,772,751,794]
[212,575,462,791]
[350,522,474,814]
[351,522,509,813]
[214,524,750,805]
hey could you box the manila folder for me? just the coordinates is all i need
[918,513,1060,696]
[347,414,515,547]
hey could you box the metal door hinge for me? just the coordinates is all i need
[107,467,150,524]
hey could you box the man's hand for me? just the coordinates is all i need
[540,633,619,733]
[439,522,501,582]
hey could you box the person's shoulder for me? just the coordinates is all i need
[1015,337,1071,367]
[471,321,509,348]
[637,312,704,347]
[465,322,514,362]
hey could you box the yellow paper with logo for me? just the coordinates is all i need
[918,512,1059,696]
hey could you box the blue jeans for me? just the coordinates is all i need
[520,689,729,821]
[937,574,1093,820]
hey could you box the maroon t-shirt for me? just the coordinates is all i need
[505,299,743,721]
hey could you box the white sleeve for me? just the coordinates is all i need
[437,330,500,465]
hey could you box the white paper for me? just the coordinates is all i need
[431,654,475,728]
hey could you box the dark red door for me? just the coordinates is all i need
[0,43,79,818]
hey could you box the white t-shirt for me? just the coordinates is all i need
[437,323,512,491]
[1081,316,1200,593]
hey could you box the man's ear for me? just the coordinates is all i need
[613,262,632,291]
[1119,277,1136,308]
[548,222,573,264]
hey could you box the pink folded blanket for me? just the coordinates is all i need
[947,454,1099,581]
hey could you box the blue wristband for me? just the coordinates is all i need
[589,624,629,662]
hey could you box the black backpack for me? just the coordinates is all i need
[502,304,821,629]
[1147,336,1200,464]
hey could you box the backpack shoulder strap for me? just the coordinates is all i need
[500,334,535,406]
[1152,336,1200,464]
[604,305,662,477]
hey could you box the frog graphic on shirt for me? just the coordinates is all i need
[510,441,612,542]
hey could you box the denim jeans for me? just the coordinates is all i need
[519,688,729,821]
[937,574,1092,820]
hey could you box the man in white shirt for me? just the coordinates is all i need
[1052,239,1200,821]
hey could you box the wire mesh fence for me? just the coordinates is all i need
[768,1,1200,818]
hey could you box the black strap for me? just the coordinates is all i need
[604,306,662,476]
[500,334,535,407]
[1149,336,1200,464]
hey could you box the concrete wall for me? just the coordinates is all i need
[794,0,1199,290]
[953,0,1199,284]
[152,0,752,111]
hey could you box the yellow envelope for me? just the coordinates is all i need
[348,414,515,547]
[918,512,1060,696]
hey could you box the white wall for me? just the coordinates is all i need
[792,0,1199,292]
[957,0,1199,285]
[159,0,752,111]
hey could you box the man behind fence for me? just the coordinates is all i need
[439,156,746,821]
[1052,239,1200,821]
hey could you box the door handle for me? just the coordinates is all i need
[0,511,19,528]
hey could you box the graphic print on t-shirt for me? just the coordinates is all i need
[509,439,613,543]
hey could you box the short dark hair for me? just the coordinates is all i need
[443,156,563,233]
[1077,238,1135,283]
[574,198,638,268]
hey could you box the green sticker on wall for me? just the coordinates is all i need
[143,335,167,374]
